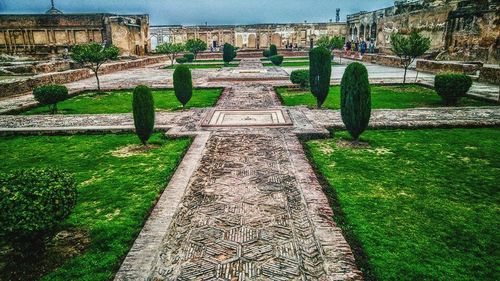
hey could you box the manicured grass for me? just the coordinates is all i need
[0,134,192,281]
[22,88,223,115]
[261,57,308,61]
[277,85,494,109]
[163,62,239,69]
[306,128,500,281]
[193,59,241,63]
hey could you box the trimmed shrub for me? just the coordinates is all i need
[434,73,473,105]
[270,55,284,66]
[263,49,271,58]
[32,84,69,114]
[290,69,310,89]
[176,57,188,64]
[223,43,237,64]
[309,47,332,108]
[173,65,193,108]
[132,85,155,145]
[0,168,77,252]
[269,44,278,57]
[183,53,195,62]
[340,62,371,141]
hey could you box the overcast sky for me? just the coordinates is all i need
[0,0,395,25]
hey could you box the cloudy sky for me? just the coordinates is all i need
[0,0,395,25]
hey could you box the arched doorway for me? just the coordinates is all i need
[371,23,377,40]
[248,34,256,49]
[360,24,365,40]
[235,35,243,48]
[271,33,281,47]
[150,35,158,50]
[260,34,268,48]
[211,35,219,49]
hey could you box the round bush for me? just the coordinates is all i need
[32,84,68,114]
[269,44,278,57]
[176,57,188,64]
[132,85,155,145]
[340,62,371,141]
[309,47,332,107]
[290,69,310,88]
[263,50,271,58]
[0,168,77,250]
[270,55,284,66]
[173,65,193,107]
[183,53,195,62]
[434,73,473,105]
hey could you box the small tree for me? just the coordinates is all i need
[263,49,271,58]
[434,73,473,105]
[269,44,278,56]
[317,36,334,50]
[390,31,430,84]
[340,62,371,142]
[70,42,119,91]
[223,43,237,64]
[290,69,309,89]
[185,39,207,60]
[33,84,69,114]
[156,42,185,66]
[309,47,332,108]
[132,85,155,145]
[173,65,193,108]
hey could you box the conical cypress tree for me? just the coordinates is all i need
[309,47,332,108]
[340,62,371,142]
[269,44,278,56]
[132,85,155,145]
[223,43,236,64]
[173,65,193,107]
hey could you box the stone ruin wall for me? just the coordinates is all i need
[0,14,150,57]
[150,23,347,50]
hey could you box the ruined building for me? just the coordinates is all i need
[0,3,150,57]
[150,23,347,51]
[346,0,499,63]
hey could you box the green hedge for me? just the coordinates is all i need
[270,44,278,56]
[290,69,310,88]
[176,57,188,64]
[434,73,473,105]
[183,53,195,62]
[0,168,77,252]
[269,55,284,66]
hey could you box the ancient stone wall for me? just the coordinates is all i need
[150,23,347,50]
[0,14,150,57]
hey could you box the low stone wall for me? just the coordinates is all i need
[197,50,310,60]
[0,56,168,98]
[478,65,500,85]
[416,60,483,75]
[376,55,402,68]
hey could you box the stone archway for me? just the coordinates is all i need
[260,34,268,48]
[150,35,158,50]
[211,35,219,48]
[360,24,365,40]
[271,33,281,47]
[371,23,378,40]
[235,35,243,48]
[223,34,232,45]
[248,34,257,49]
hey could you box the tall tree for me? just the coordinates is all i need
[309,47,332,108]
[390,31,431,84]
[70,42,119,91]
[156,43,185,66]
[185,39,207,60]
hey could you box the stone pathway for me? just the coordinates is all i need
[1,58,499,280]
[115,59,362,280]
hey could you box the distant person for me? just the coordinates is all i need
[354,41,359,52]
[345,41,352,56]
[360,40,367,55]
[369,40,375,53]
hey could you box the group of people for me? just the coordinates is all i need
[345,39,375,56]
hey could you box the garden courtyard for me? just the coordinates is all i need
[0,57,499,281]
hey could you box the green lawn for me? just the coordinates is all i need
[0,134,192,281]
[193,59,241,63]
[306,128,499,281]
[23,88,223,115]
[163,62,239,69]
[261,57,308,61]
[277,85,494,109]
